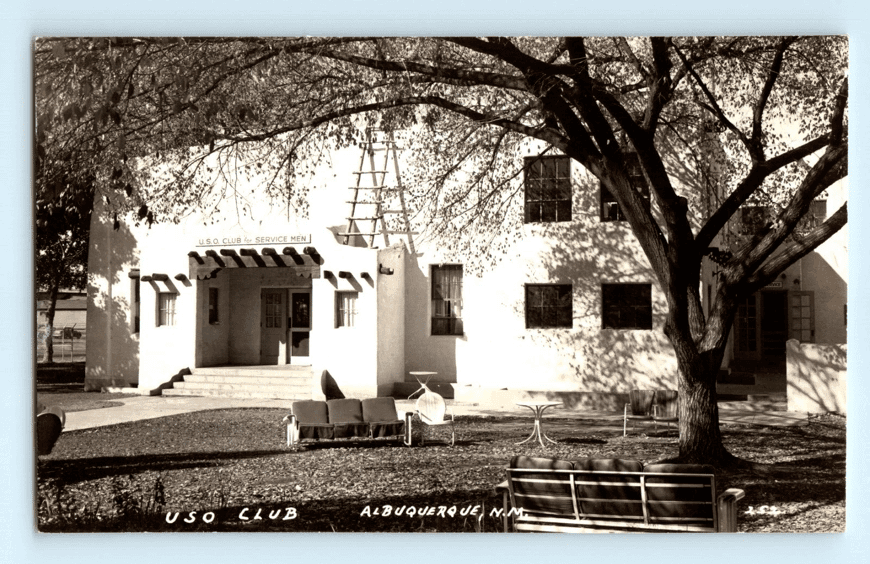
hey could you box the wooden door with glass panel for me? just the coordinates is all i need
[289,290,311,362]
[260,288,287,365]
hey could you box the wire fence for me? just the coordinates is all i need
[36,324,87,363]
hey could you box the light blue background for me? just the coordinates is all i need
[2,1,867,562]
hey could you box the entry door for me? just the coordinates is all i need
[289,290,312,363]
[260,289,287,365]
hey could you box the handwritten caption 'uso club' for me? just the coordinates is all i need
[165,507,297,524]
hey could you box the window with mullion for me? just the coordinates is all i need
[336,291,358,328]
[157,293,177,327]
[602,284,652,329]
[524,156,572,223]
[526,284,573,328]
[431,265,463,335]
[601,151,650,222]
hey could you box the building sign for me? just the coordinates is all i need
[196,234,311,247]
[765,281,783,288]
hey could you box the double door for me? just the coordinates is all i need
[734,290,814,361]
[260,288,311,365]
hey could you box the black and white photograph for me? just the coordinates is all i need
[30,32,850,538]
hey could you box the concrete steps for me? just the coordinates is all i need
[162,365,313,400]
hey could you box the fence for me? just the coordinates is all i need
[36,324,87,362]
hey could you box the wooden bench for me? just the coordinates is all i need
[497,456,745,533]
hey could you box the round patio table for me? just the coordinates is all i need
[515,401,562,447]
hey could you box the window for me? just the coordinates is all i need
[157,293,177,327]
[524,155,572,223]
[208,287,219,324]
[336,291,358,328]
[131,275,140,333]
[602,284,652,329]
[601,151,650,221]
[431,265,463,335]
[525,284,573,328]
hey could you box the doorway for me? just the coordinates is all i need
[260,288,312,365]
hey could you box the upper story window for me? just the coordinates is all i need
[157,292,177,327]
[602,283,652,330]
[431,264,463,335]
[525,284,573,328]
[600,151,650,222]
[524,155,572,223]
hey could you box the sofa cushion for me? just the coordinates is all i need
[292,400,329,424]
[361,397,399,422]
[509,456,576,517]
[327,399,364,424]
[642,463,716,524]
[572,458,644,520]
[370,421,405,438]
[297,423,335,440]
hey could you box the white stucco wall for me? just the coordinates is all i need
[84,197,142,390]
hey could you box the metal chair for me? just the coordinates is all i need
[623,389,655,436]
[410,380,455,446]
[652,389,679,436]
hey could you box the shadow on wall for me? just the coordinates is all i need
[404,250,458,383]
[787,340,846,414]
[85,291,141,389]
[518,181,678,392]
[84,211,141,389]
[800,250,847,345]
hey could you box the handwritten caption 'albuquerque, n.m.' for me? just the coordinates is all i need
[360,504,523,519]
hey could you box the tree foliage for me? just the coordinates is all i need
[34,36,848,464]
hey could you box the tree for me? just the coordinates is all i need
[34,36,847,465]
[35,166,92,363]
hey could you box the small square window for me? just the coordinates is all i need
[208,287,219,324]
[525,284,573,328]
[602,284,652,329]
[336,291,358,328]
[157,293,177,327]
[431,265,463,335]
[601,151,650,222]
[524,156,572,223]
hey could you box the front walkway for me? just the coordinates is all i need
[63,395,808,432]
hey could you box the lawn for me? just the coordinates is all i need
[36,407,845,533]
[37,361,137,412]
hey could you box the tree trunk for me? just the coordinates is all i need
[673,344,738,466]
[41,284,59,363]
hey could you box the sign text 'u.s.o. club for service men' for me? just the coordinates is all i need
[196,234,312,247]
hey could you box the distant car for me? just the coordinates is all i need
[36,401,65,455]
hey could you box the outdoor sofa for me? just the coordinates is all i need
[497,455,744,533]
[283,398,412,447]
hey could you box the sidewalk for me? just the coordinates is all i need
[63,395,808,432]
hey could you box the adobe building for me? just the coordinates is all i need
[85,130,847,410]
